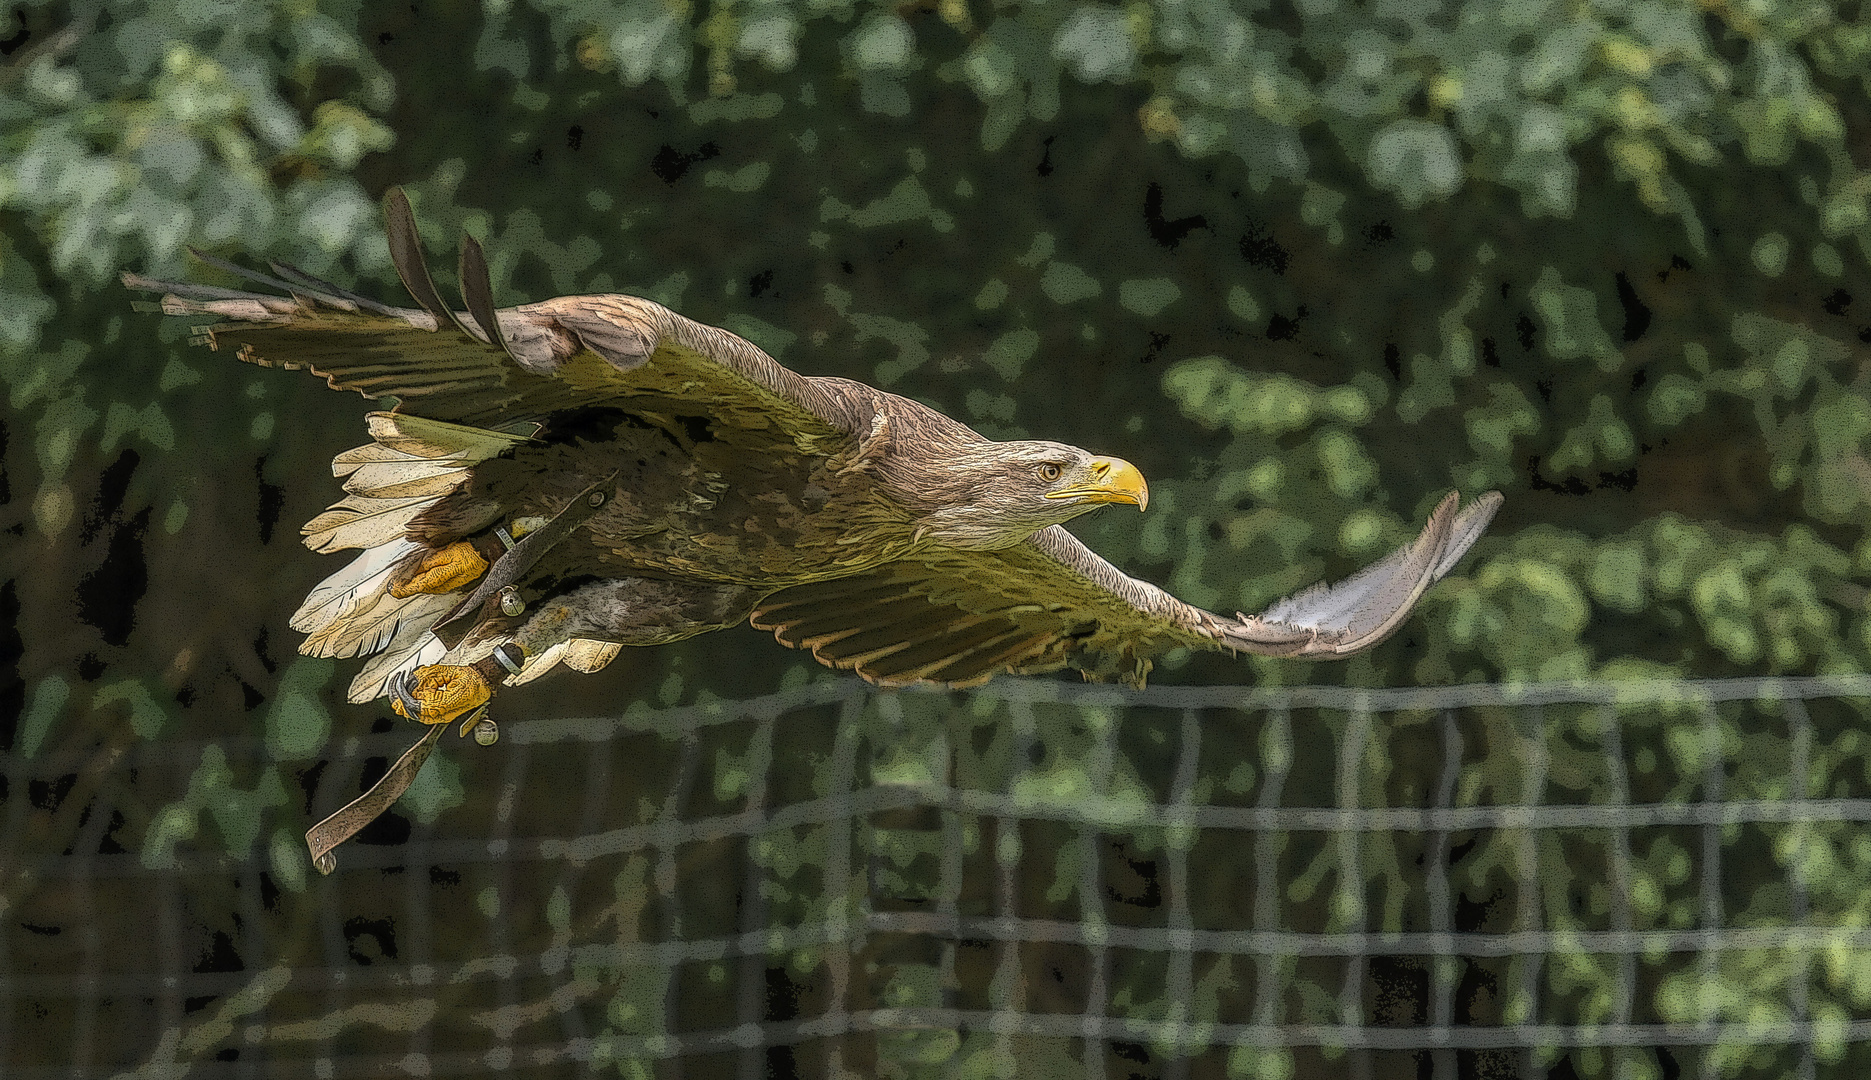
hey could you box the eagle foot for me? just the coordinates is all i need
[390,664,491,726]
[389,541,489,598]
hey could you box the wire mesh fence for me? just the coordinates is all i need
[7,672,1871,1078]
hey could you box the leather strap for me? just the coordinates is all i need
[430,469,618,648]
[305,721,447,875]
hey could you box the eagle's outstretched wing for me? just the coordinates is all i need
[123,189,872,448]
[750,491,1502,687]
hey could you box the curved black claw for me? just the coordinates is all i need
[388,668,426,723]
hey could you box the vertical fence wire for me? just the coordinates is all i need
[1077,705,1116,1080]
[993,697,1038,1068]
[1696,700,1725,1080]
[555,730,615,1060]
[1161,706,1202,1080]
[1599,703,1639,1080]
[489,741,531,1071]
[1515,703,1550,1080]
[1428,709,1463,1080]
[823,694,864,1079]
[1253,705,1294,1056]
[935,709,964,1070]
[0,745,19,1077]
[403,806,435,1072]
[655,726,702,1076]
[69,790,102,1079]
[1784,695,1816,1080]
[733,712,776,1080]
[1337,700,1373,1080]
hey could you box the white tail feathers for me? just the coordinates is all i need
[292,411,532,699]
[301,494,440,554]
[301,589,455,660]
[337,445,475,499]
[291,538,422,636]
[348,624,448,704]
[293,412,614,703]
[302,411,527,553]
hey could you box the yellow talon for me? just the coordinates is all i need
[390,664,490,725]
[389,541,488,598]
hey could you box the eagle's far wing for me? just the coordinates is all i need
[749,491,1502,687]
[122,189,867,444]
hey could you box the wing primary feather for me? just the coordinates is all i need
[1432,490,1503,580]
[458,233,512,358]
[347,625,448,703]
[563,639,622,673]
[758,579,904,607]
[856,618,1020,679]
[268,260,402,316]
[185,247,313,300]
[383,187,476,339]
[1233,490,1497,657]
[914,631,1056,687]
[291,538,421,635]
[802,613,945,657]
[301,494,434,553]
[776,596,949,646]
[342,468,467,500]
[814,635,921,670]
[122,272,276,305]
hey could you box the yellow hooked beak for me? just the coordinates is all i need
[1045,456,1149,511]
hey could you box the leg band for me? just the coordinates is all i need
[474,643,527,683]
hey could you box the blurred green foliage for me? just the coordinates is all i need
[3,0,1871,1074]
[3,0,1869,705]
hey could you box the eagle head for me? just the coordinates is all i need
[903,440,1149,550]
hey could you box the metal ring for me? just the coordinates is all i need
[492,644,524,676]
[495,527,516,551]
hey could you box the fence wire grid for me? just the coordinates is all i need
[8,673,1871,1080]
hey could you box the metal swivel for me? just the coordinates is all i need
[456,704,498,745]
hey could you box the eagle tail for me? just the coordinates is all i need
[293,411,530,688]
[300,412,524,554]
[290,537,422,636]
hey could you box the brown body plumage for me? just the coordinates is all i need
[127,189,1502,703]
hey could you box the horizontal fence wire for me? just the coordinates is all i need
[5,673,1871,1079]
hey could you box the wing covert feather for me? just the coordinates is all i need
[123,187,875,443]
[751,492,1502,687]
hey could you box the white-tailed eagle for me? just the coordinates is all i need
[127,190,1500,867]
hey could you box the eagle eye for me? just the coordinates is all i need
[1037,463,1063,482]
